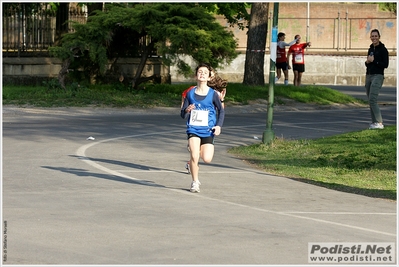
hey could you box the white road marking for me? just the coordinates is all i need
[76,127,396,238]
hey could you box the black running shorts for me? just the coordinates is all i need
[187,133,214,145]
[293,64,305,73]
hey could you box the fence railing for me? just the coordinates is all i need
[2,3,87,56]
[3,4,397,57]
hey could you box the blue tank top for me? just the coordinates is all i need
[186,87,217,137]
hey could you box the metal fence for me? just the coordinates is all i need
[2,3,87,56]
[3,4,397,57]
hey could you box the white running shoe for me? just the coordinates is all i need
[190,181,201,193]
[185,161,191,174]
[369,122,384,129]
[275,77,279,83]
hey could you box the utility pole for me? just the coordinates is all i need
[262,2,279,144]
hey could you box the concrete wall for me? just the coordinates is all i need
[170,53,397,86]
[3,54,397,86]
[2,57,170,85]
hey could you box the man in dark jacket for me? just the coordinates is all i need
[365,29,389,129]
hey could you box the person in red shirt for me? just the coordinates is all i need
[275,32,298,85]
[287,35,311,86]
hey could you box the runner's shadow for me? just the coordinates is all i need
[41,166,178,189]
[69,155,187,174]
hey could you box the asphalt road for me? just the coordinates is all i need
[2,85,397,265]
[327,85,396,104]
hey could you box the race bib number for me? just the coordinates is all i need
[294,54,303,63]
[189,110,209,126]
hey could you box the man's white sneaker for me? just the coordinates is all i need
[369,122,384,129]
[185,161,191,174]
[190,181,201,193]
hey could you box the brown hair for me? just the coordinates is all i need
[370,29,381,37]
[207,73,227,92]
[196,63,228,92]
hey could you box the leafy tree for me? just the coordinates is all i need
[200,3,251,30]
[377,2,396,14]
[203,3,272,86]
[49,3,238,89]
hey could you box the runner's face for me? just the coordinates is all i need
[370,32,380,46]
[197,67,210,82]
[296,36,301,43]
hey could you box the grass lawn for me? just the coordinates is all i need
[229,126,397,200]
[2,82,366,108]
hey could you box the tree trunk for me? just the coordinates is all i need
[58,58,71,90]
[243,3,269,86]
[131,41,155,90]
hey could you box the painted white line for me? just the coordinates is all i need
[282,212,395,215]
[115,170,259,174]
[182,192,396,237]
[76,128,396,238]
[76,130,181,182]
